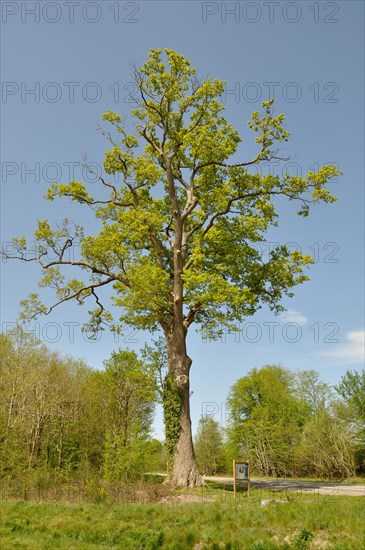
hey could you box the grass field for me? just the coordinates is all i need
[1,487,364,549]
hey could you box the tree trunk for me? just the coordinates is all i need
[163,156,203,487]
[164,329,203,488]
[171,373,203,487]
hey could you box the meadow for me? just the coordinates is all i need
[1,483,364,549]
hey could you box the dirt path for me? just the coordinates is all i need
[204,476,365,496]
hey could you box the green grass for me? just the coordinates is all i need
[1,490,364,549]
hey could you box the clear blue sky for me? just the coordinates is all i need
[1,1,364,438]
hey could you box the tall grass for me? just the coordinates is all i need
[1,489,364,549]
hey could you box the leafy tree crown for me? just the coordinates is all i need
[8,48,341,338]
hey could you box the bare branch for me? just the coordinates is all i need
[82,160,134,208]
[140,126,163,156]
[43,277,115,317]
[2,248,131,289]
[191,149,290,180]
[201,190,311,238]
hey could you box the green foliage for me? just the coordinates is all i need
[226,365,356,479]
[0,327,161,496]
[295,370,333,419]
[335,370,365,473]
[102,348,157,443]
[100,349,159,482]
[227,365,303,476]
[335,370,365,423]
[194,417,226,475]
[0,327,92,479]
[141,336,168,398]
[162,374,183,464]
[294,407,355,479]
[103,438,152,483]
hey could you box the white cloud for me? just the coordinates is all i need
[280,310,308,326]
[320,329,365,366]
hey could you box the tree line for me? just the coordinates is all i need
[1,327,364,500]
[195,365,365,479]
[0,327,163,499]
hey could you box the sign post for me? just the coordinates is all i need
[233,459,250,498]
[233,459,237,498]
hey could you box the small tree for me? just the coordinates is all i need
[99,349,157,482]
[102,349,157,445]
[3,49,340,486]
[194,417,226,475]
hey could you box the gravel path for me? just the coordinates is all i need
[204,476,365,496]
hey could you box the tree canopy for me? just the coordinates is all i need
[9,49,339,339]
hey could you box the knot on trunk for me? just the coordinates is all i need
[176,374,188,386]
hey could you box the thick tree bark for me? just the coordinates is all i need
[165,329,203,488]
[171,372,203,487]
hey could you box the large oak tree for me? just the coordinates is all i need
[4,49,340,487]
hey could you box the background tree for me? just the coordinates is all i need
[0,328,38,487]
[335,370,365,424]
[226,365,357,479]
[294,405,355,479]
[0,328,161,498]
[335,370,365,473]
[296,369,333,418]
[101,349,158,482]
[194,417,226,475]
[102,349,157,445]
[3,49,340,486]
[227,365,303,476]
[0,327,91,495]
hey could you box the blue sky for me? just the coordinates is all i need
[1,1,364,438]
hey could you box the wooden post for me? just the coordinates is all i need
[247,460,251,498]
[233,459,237,498]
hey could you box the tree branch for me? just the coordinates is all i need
[183,302,202,329]
[183,189,313,271]
[191,150,290,180]
[42,277,115,317]
[3,250,131,288]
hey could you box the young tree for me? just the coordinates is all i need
[102,349,157,445]
[194,417,226,475]
[0,329,40,482]
[3,49,340,486]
